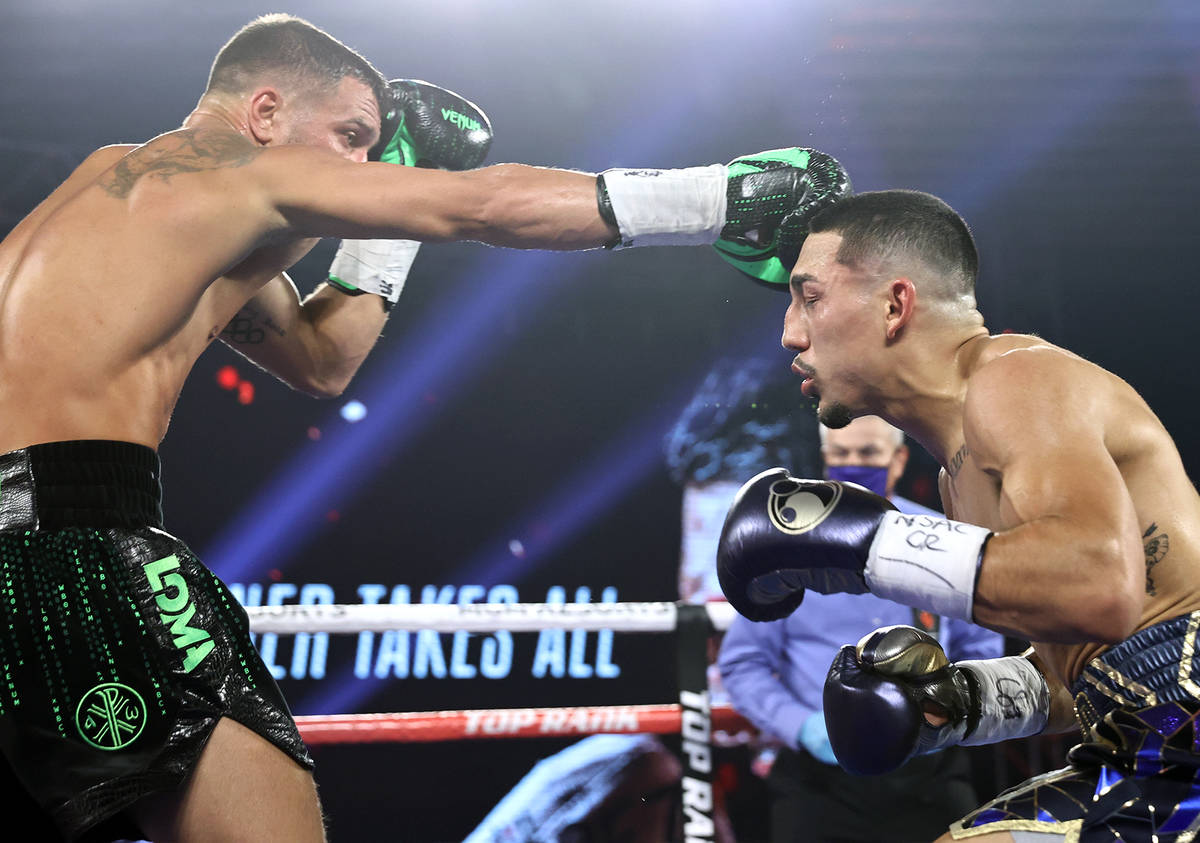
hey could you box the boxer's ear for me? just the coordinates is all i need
[247,87,284,146]
[884,277,916,341]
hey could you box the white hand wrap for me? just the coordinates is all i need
[328,238,421,305]
[864,511,992,623]
[600,165,728,248]
[958,656,1051,745]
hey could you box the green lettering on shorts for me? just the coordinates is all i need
[142,554,215,673]
[76,682,146,750]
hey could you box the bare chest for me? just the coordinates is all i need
[943,448,1006,530]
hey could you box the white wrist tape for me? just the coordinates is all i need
[958,656,1050,745]
[864,511,991,622]
[600,164,728,248]
[328,239,421,304]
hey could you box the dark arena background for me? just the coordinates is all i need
[3,1,1200,841]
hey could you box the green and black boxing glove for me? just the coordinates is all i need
[596,148,850,288]
[329,79,494,308]
[369,78,493,168]
[715,148,851,288]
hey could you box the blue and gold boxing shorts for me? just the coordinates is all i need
[952,611,1200,842]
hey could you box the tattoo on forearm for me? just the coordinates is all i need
[1143,521,1169,596]
[947,444,970,477]
[99,131,262,199]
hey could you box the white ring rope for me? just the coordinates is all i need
[244,601,736,635]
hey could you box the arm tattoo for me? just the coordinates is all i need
[1143,521,1169,596]
[947,444,970,477]
[99,131,262,199]
[222,306,286,346]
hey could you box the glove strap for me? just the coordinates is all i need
[597,165,728,248]
[864,512,992,623]
[956,656,1050,745]
[328,239,421,308]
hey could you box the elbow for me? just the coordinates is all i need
[290,369,352,400]
[1072,540,1144,644]
[303,376,351,400]
[293,344,361,399]
[1077,590,1140,644]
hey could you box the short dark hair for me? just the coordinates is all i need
[206,14,388,112]
[809,190,979,298]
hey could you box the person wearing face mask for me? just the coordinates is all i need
[717,415,1004,843]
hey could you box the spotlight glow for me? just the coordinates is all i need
[340,400,367,423]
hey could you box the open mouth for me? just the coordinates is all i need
[792,360,818,397]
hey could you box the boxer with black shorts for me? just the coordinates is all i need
[717,190,1200,842]
[0,13,848,842]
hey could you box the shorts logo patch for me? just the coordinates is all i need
[76,683,147,750]
[766,478,843,535]
[142,554,215,673]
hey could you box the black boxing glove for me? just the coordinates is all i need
[823,625,1050,776]
[369,78,493,169]
[331,79,493,308]
[716,468,992,623]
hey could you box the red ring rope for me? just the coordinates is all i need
[296,703,752,745]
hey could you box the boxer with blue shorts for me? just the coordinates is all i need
[716,189,1200,843]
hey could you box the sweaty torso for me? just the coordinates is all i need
[0,130,312,452]
[939,335,1200,686]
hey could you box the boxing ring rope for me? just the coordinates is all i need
[293,703,751,745]
[245,601,751,835]
[244,600,737,635]
[245,601,747,742]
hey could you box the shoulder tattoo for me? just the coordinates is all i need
[99,131,262,199]
[1143,521,1169,596]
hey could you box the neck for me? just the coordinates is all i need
[182,97,253,139]
[873,327,990,470]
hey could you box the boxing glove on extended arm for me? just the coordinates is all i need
[328,79,495,307]
[595,148,850,286]
[822,625,1050,775]
[716,468,992,622]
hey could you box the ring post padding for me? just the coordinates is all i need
[675,603,716,839]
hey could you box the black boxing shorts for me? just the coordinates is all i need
[950,611,1200,841]
[0,441,312,842]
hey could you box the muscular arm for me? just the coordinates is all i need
[252,147,617,248]
[219,274,387,398]
[966,348,1144,644]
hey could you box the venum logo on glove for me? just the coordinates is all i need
[766,479,842,535]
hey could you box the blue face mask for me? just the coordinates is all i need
[826,465,890,498]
